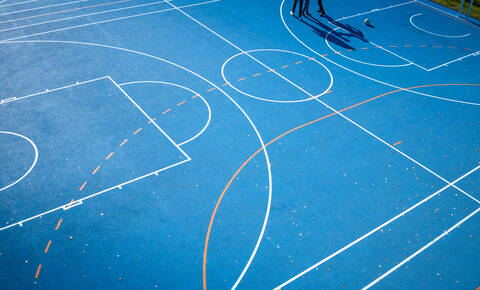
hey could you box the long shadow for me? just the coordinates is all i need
[297,13,370,51]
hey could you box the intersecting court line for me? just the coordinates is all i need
[363,205,480,289]
[0,0,132,25]
[0,76,191,232]
[169,0,480,205]
[0,0,169,33]
[0,0,87,18]
[275,164,480,289]
[165,1,480,288]
[0,0,220,42]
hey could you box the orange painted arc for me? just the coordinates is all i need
[202,83,480,290]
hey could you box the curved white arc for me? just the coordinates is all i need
[410,13,471,38]
[222,48,333,103]
[118,80,211,146]
[280,0,480,106]
[325,27,411,67]
[0,131,38,192]
[1,39,273,270]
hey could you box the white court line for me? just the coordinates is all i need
[410,13,471,38]
[0,0,87,18]
[275,164,480,289]
[426,50,480,71]
[324,27,412,68]
[108,76,191,160]
[335,0,416,21]
[0,0,219,42]
[0,159,190,231]
[0,0,169,33]
[0,0,132,25]
[0,75,192,231]
[118,80,212,146]
[222,48,333,103]
[0,131,38,192]
[169,1,480,288]
[0,0,37,9]
[414,0,480,31]
[330,1,479,71]
[1,40,272,254]
[363,206,480,289]
[281,0,480,106]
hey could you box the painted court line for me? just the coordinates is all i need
[275,164,480,289]
[409,13,471,38]
[0,0,132,25]
[92,166,101,175]
[172,2,480,287]
[0,76,192,231]
[0,0,221,42]
[44,240,52,254]
[363,207,480,289]
[0,0,88,18]
[335,0,415,21]
[79,181,87,191]
[0,0,170,33]
[0,0,37,9]
[54,218,63,230]
[34,264,42,279]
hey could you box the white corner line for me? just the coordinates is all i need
[362,206,480,289]
[274,164,480,289]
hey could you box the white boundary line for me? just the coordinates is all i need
[0,40,273,266]
[0,0,169,33]
[0,0,132,25]
[0,0,88,18]
[324,27,412,68]
[328,1,479,71]
[222,48,333,103]
[168,1,480,287]
[427,50,480,71]
[0,75,191,230]
[0,0,220,42]
[118,80,212,146]
[0,0,37,9]
[413,0,480,30]
[409,13,471,38]
[274,164,480,289]
[363,206,480,289]
[335,0,416,21]
[0,131,38,191]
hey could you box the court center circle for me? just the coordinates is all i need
[222,48,333,103]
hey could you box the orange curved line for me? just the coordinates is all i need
[202,83,480,289]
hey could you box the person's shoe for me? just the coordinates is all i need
[290,10,294,16]
[319,11,325,16]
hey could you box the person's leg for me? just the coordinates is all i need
[291,0,298,13]
[303,0,311,15]
[299,0,303,17]
[318,0,325,15]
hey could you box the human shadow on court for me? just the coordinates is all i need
[299,14,369,51]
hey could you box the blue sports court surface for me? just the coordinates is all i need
[0,0,479,288]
